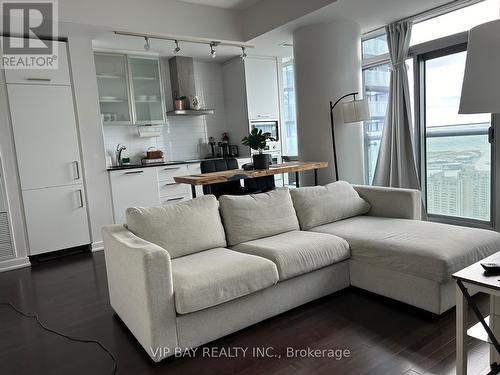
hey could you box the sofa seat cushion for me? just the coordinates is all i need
[311,216,500,283]
[172,248,279,314]
[219,188,300,246]
[126,195,226,259]
[231,231,350,281]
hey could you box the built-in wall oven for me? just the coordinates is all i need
[250,119,280,152]
[249,120,284,186]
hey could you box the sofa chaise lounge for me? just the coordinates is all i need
[102,182,500,361]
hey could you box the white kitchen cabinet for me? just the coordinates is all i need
[95,53,132,124]
[129,56,166,125]
[161,195,191,205]
[8,84,82,190]
[4,40,70,85]
[95,53,166,125]
[159,181,191,198]
[22,184,90,255]
[157,164,189,183]
[109,168,160,224]
[245,57,280,120]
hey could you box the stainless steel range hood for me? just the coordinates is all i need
[166,56,215,116]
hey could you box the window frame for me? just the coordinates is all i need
[410,34,496,229]
[280,58,298,157]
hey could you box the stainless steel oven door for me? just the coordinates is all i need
[250,120,280,152]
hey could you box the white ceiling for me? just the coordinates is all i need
[89,0,457,61]
[176,0,262,10]
[248,0,453,57]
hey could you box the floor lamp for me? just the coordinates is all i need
[329,92,370,181]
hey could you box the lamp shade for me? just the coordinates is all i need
[341,98,370,123]
[459,19,500,114]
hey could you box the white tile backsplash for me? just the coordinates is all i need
[103,59,229,165]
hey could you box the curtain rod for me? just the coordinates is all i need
[363,0,483,37]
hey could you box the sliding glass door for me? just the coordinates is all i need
[422,46,493,224]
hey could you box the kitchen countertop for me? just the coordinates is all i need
[106,156,251,171]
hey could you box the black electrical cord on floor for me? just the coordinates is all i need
[0,302,117,375]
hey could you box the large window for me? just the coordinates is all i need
[282,58,298,156]
[361,0,499,225]
[424,49,491,222]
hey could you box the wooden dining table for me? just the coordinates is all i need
[174,161,329,198]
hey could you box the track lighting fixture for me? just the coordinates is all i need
[114,31,254,58]
[240,46,247,60]
[209,42,217,59]
[173,40,181,54]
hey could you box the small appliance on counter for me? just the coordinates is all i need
[141,147,165,165]
[208,137,216,158]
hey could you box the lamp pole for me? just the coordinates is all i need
[329,92,358,181]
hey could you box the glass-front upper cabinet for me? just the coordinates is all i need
[94,53,165,125]
[95,53,132,124]
[129,57,165,124]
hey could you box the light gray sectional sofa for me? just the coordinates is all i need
[102,182,500,362]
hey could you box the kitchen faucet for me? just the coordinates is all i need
[116,144,127,166]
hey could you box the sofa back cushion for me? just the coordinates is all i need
[290,181,370,230]
[126,195,226,259]
[219,188,300,246]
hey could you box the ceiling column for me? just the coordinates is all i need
[293,20,364,186]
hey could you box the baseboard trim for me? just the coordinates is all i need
[0,257,31,273]
[91,241,103,252]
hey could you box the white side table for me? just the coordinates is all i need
[453,254,500,375]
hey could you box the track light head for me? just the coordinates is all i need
[240,46,247,60]
[209,42,217,59]
[144,37,150,51]
[173,40,181,55]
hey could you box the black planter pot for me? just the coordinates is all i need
[253,153,270,170]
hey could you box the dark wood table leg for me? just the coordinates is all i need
[314,169,318,186]
[191,185,196,198]
[295,172,299,188]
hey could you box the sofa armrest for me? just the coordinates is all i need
[352,185,421,220]
[102,225,178,361]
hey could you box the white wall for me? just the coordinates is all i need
[67,37,114,250]
[293,20,364,185]
[103,60,228,163]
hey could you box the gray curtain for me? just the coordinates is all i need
[372,21,420,190]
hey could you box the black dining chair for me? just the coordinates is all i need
[200,158,248,198]
[244,175,276,193]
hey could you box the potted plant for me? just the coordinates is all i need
[242,128,276,170]
[174,95,187,110]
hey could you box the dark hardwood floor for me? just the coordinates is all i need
[0,251,492,375]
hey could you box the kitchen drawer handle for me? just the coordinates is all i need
[257,114,271,118]
[124,170,144,175]
[77,190,84,208]
[26,78,52,82]
[162,167,180,171]
[73,161,80,180]
[164,182,178,186]
[166,197,183,202]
